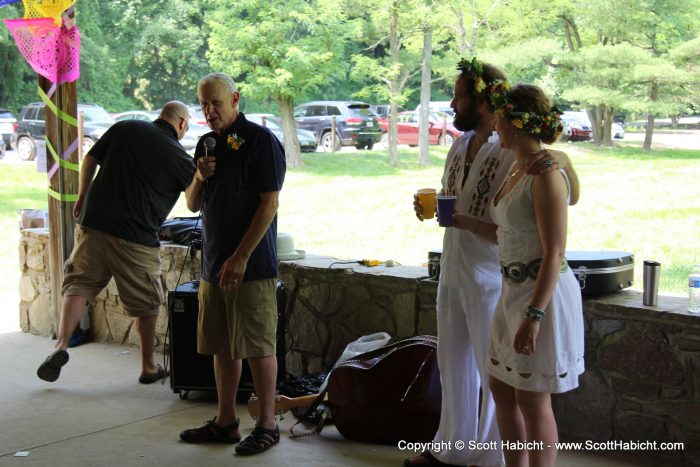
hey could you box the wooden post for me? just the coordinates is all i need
[442,116,447,146]
[331,116,337,151]
[39,76,79,336]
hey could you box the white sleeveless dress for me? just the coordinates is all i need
[486,167,584,393]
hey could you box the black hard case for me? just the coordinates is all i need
[566,251,634,296]
[167,280,287,399]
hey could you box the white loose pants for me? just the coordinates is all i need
[431,283,503,467]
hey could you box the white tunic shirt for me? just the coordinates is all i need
[439,132,514,291]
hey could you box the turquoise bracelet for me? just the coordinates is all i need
[524,305,546,322]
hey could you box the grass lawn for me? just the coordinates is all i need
[1,140,698,323]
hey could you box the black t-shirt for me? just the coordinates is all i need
[195,113,286,283]
[79,119,195,246]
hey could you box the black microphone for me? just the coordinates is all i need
[201,137,216,211]
[204,136,216,156]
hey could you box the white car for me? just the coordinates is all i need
[0,109,16,148]
[612,122,625,139]
[113,110,209,153]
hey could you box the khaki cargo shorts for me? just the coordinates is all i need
[197,278,277,359]
[62,226,164,318]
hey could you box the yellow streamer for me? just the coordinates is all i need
[46,138,79,172]
[48,187,78,202]
[38,86,78,127]
[22,0,76,27]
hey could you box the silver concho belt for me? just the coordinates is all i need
[500,258,568,283]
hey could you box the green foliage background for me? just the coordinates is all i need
[0,0,696,118]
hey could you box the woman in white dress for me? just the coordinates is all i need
[486,84,584,467]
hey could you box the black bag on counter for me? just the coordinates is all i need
[160,217,201,247]
[566,250,634,296]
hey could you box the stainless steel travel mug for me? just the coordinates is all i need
[643,260,660,306]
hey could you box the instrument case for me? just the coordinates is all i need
[566,250,634,296]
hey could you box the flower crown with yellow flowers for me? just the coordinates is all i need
[456,57,487,96]
[488,80,563,140]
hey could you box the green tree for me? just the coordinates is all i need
[108,0,210,109]
[351,0,426,166]
[486,0,700,149]
[205,0,357,167]
[74,0,137,111]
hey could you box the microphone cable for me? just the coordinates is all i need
[161,138,213,387]
[161,214,202,387]
[161,136,216,392]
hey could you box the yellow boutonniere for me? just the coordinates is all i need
[227,133,245,150]
[512,119,524,129]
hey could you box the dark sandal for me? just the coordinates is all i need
[37,349,69,382]
[234,425,280,455]
[180,418,241,443]
[404,451,460,467]
[138,364,167,384]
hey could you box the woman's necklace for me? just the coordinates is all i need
[503,163,524,185]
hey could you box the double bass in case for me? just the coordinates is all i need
[565,251,634,296]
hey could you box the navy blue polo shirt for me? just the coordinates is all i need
[195,113,286,283]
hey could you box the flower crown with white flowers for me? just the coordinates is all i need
[488,80,563,140]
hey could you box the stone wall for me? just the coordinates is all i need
[19,228,200,351]
[18,229,698,463]
[552,294,699,464]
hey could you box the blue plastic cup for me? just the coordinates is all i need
[437,195,457,227]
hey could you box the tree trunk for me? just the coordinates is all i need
[643,81,658,151]
[418,24,432,165]
[388,0,400,166]
[603,105,613,146]
[586,106,602,145]
[453,7,468,56]
[277,95,303,168]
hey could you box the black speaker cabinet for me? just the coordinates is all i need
[168,280,286,400]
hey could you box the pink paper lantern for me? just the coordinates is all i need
[4,17,80,84]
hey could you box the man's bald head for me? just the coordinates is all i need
[159,101,190,141]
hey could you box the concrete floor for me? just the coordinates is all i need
[0,331,679,467]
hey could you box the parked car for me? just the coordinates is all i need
[0,108,17,147]
[560,112,592,142]
[113,109,209,152]
[612,122,625,139]
[247,114,317,152]
[561,111,623,141]
[371,104,405,129]
[416,101,454,117]
[293,101,382,151]
[11,103,115,161]
[380,110,461,147]
[0,138,5,159]
[187,105,207,126]
[112,110,159,122]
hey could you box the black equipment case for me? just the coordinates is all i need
[168,279,287,400]
[565,251,634,296]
